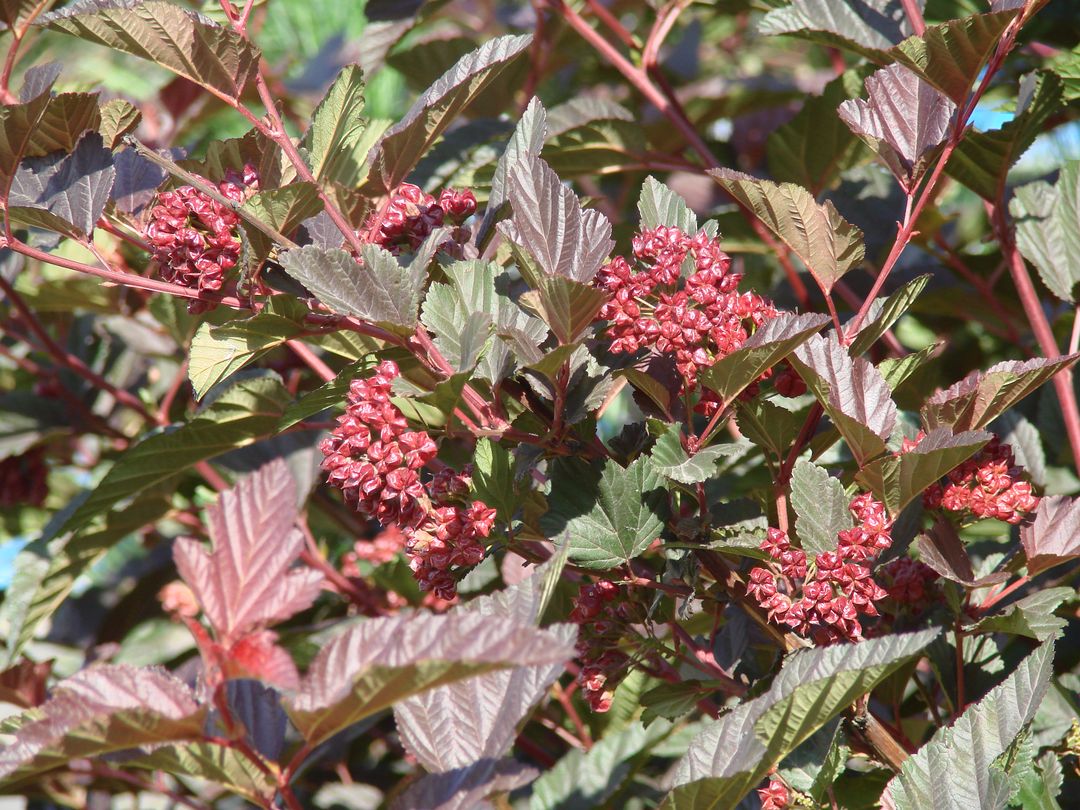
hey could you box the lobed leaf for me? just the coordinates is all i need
[1020,495,1080,575]
[649,424,747,486]
[0,87,51,194]
[638,175,698,232]
[790,459,853,556]
[517,274,607,345]
[710,170,863,295]
[885,641,1055,810]
[1009,160,1080,302]
[921,354,1080,432]
[39,0,260,101]
[972,588,1071,642]
[540,456,668,569]
[478,95,546,247]
[28,92,101,157]
[373,34,532,191]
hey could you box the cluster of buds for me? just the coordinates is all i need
[569,580,629,712]
[757,779,790,810]
[319,361,495,599]
[923,437,1038,524]
[748,493,894,644]
[594,226,777,404]
[364,183,476,258]
[879,557,939,609]
[146,164,259,300]
[0,447,49,508]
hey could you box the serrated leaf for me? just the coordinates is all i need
[501,154,613,284]
[790,333,897,465]
[518,274,607,345]
[921,355,1080,432]
[420,280,493,373]
[240,182,322,241]
[767,67,871,193]
[855,426,990,515]
[638,175,697,232]
[0,87,51,193]
[28,92,100,156]
[758,0,914,60]
[879,342,938,391]
[286,611,575,748]
[650,424,745,485]
[478,96,546,246]
[471,438,516,524]
[300,64,370,187]
[8,131,114,238]
[664,629,938,809]
[1020,496,1080,575]
[889,10,1018,104]
[838,63,957,191]
[39,0,259,101]
[710,170,864,295]
[49,373,290,539]
[173,460,322,644]
[790,459,853,556]
[0,665,205,785]
[278,244,423,331]
[188,297,308,399]
[885,641,1055,810]
[949,72,1064,203]
[121,741,274,803]
[699,311,830,402]
[736,398,806,459]
[540,456,668,569]
[0,0,55,35]
[973,588,1071,642]
[97,97,140,148]
[1010,160,1080,302]
[396,759,538,810]
[373,34,532,191]
[914,516,1004,587]
[848,274,929,357]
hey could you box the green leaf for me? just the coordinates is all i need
[121,743,274,804]
[757,0,911,61]
[889,10,1019,104]
[1010,160,1080,303]
[39,1,260,101]
[278,244,423,331]
[922,355,1080,432]
[188,297,309,400]
[239,182,323,250]
[972,587,1071,642]
[276,358,373,431]
[300,64,371,187]
[420,279,493,373]
[699,311,829,403]
[848,274,929,357]
[777,720,847,802]
[541,456,668,569]
[767,67,870,193]
[50,373,290,539]
[650,424,746,485]
[710,170,864,295]
[518,274,607,345]
[471,438,516,524]
[663,629,938,809]
[285,612,576,748]
[948,72,1064,203]
[790,458,853,556]
[878,342,938,391]
[886,641,1055,810]
[1051,44,1080,102]
[856,427,990,515]
[373,34,532,191]
[736,398,806,459]
[638,175,698,232]
[790,333,897,466]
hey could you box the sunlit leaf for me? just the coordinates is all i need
[1020,495,1080,575]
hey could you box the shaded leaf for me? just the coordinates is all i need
[518,274,607,345]
[111,145,168,214]
[121,742,274,803]
[240,182,322,241]
[471,438,516,524]
[848,274,929,357]
[301,64,370,187]
[885,641,1055,810]
[915,516,1006,587]
[922,355,1080,432]
[973,588,1071,642]
[222,680,287,762]
[838,63,957,191]
[396,759,539,810]
[790,459,853,556]
[1010,160,1080,302]
[28,92,100,156]
[540,456,668,569]
[0,665,204,785]
[879,343,938,391]
[889,10,1019,103]
[0,0,55,35]
[1020,495,1080,575]
[649,424,746,485]
[710,170,864,295]
[97,98,140,148]
[374,34,532,191]
[173,460,322,644]
[39,0,259,100]
[0,88,51,193]
[699,311,830,402]
[790,333,897,465]
[478,95,546,247]
[8,131,114,238]
[286,612,575,748]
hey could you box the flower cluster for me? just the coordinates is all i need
[569,580,629,712]
[319,361,495,599]
[594,226,777,405]
[748,493,894,644]
[0,446,48,508]
[758,779,790,810]
[923,437,1038,524]
[364,183,476,257]
[146,164,258,300]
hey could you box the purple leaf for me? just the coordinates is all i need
[0,664,204,782]
[1020,495,1080,575]
[112,146,169,215]
[394,758,539,810]
[838,63,956,191]
[173,459,322,644]
[219,680,286,762]
[915,516,1007,586]
[921,355,1080,432]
